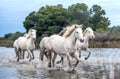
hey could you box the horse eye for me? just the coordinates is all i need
[76,31,78,33]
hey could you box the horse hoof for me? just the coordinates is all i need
[27,56,29,59]
[32,57,34,59]
[85,58,88,60]
[17,59,19,62]
[29,59,32,62]
[48,64,51,68]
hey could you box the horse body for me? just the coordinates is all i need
[76,27,95,60]
[13,29,36,61]
[39,37,50,60]
[47,24,84,68]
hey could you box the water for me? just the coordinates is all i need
[0,47,120,79]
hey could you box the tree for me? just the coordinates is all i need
[24,4,70,36]
[23,3,111,38]
[89,5,110,31]
[23,11,38,32]
[68,3,90,27]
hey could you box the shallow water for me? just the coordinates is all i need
[0,47,120,79]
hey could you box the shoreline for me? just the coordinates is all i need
[0,40,120,48]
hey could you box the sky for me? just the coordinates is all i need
[0,0,120,37]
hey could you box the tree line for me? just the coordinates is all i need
[23,3,110,37]
[1,3,120,48]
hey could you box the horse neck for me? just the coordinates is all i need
[83,33,90,45]
[66,31,77,46]
[27,36,35,45]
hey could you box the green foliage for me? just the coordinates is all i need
[23,3,111,40]
[109,26,120,34]
[4,32,24,41]
[23,11,38,32]
[68,3,89,25]
[89,5,110,31]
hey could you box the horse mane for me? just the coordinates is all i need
[28,29,36,34]
[58,27,67,36]
[63,24,83,38]
[83,27,92,36]
[23,33,31,39]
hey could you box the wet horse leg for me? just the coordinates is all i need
[47,50,52,67]
[17,49,21,62]
[22,50,25,59]
[73,53,80,67]
[40,48,44,61]
[28,50,33,61]
[79,50,81,58]
[66,53,71,68]
[52,52,57,67]
[27,51,30,59]
[14,48,18,58]
[85,49,91,60]
[31,50,34,59]
[44,50,48,59]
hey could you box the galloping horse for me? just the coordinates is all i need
[47,24,84,68]
[76,27,95,60]
[57,27,95,64]
[13,29,36,61]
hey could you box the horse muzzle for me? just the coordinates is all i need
[80,39,84,42]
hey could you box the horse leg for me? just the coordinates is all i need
[47,50,52,68]
[40,49,44,61]
[17,49,21,62]
[79,50,81,58]
[85,49,91,60]
[31,50,34,59]
[61,57,64,66]
[22,51,25,59]
[52,52,57,67]
[14,48,18,58]
[28,50,33,61]
[19,50,22,59]
[73,53,80,67]
[66,53,71,68]
[27,51,29,59]
[44,50,48,59]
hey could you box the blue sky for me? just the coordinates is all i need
[0,0,120,37]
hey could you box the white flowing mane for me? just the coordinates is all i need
[63,24,83,38]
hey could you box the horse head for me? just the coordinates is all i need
[74,24,84,42]
[28,29,37,40]
[85,27,95,39]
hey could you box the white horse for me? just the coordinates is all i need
[57,27,95,64]
[47,24,84,68]
[76,27,95,60]
[39,27,67,61]
[13,29,36,61]
[13,33,30,59]
[39,37,49,61]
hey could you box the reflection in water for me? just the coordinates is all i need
[0,47,120,79]
[17,69,37,79]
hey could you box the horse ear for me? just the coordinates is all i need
[79,24,83,28]
[75,25,77,28]
[75,24,79,28]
